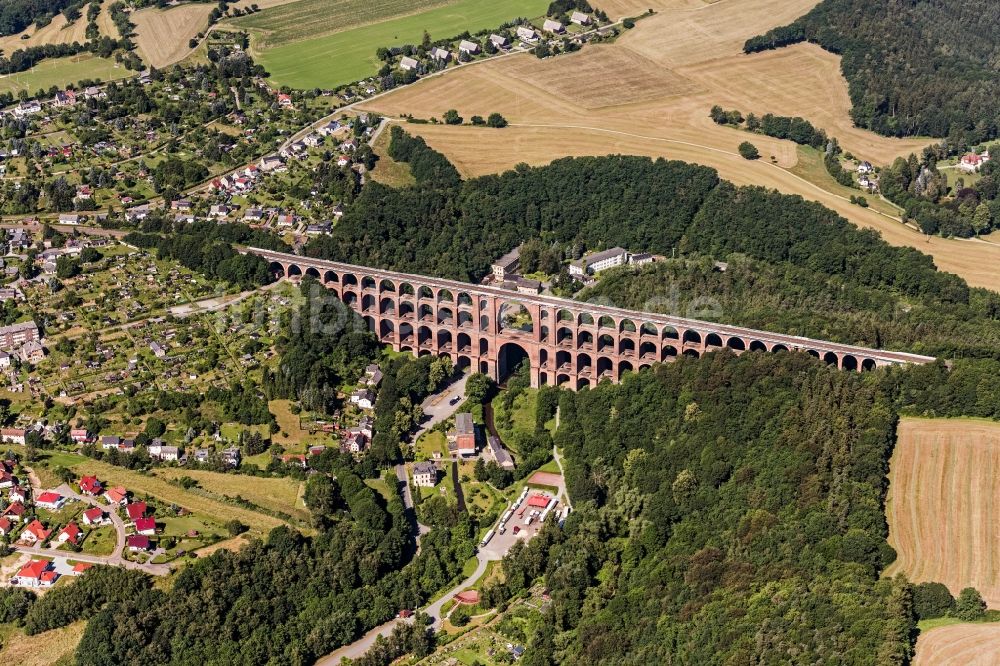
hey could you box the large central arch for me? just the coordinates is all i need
[497,342,530,384]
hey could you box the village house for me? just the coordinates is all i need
[351,389,375,409]
[127,534,151,551]
[134,517,156,536]
[959,151,991,173]
[490,34,510,48]
[543,19,565,34]
[72,563,93,576]
[101,435,120,450]
[82,507,108,526]
[0,351,9,369]
[277,93,294,109]
[364,364,383,387]
[125,501,147,523]
[58,213,81,225]
[148,442,179,462]
[20,519,50,544]
[243,208,264,222]
[9,486,26,504]
[570,11,591,25]
[516,26,538,42]
[13,559,58,588]
[412,461,438,487]
[0,428,26,445]
[281,454,308,468]
[447,412,478,457]
[74,185,92,201]
[104,486,128,505]
[36,492,66,511]
[0,517,11,537]
[3,501,26,522]
[222,447,242,468]
[318,121,341,137]
[399,56,419,71]
[20,340,45,364]
[857,161,873,174]
[459,40,480,55]
[79,475,103,495]
[431,47,451,62]
[58,522,82,545]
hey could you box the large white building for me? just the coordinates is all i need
[569,247,630,276]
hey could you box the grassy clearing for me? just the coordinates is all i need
[788,145,899,216]
[156,467,309,522]
[254,0,548,89]
[232,0,450,48]
[0,621,84,666]
[369,124,416,188]
[0,55,127,95]
[81,525,118,556]
[416,430,448,461]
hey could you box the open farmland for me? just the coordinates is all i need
[247,0,549,89]
[0,13,89,53]
[885,418,1000,607]
[0,54,126,95]
[914,623,1000,665]
[133,3,215,68]
[357,0,1000,289]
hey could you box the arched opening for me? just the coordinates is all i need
[479,338,489,355]
[683,349,700,358]
[323,270,338,284]
[823,351,838,366]
[556,326,574,345]
[363,316,375,332]
[342,273,358,287]
[437,329,453,350]
[479,360,489,374]
[539,372,549,385]
[437,307,454,325]
[457,332,472,353]
[343,291,358,307]
[458,311,473,327]
[557,309,574,323]
[842,355,858,371]
[457,355,471,370]
[379,279,395,293]
[577,330,594,347]
[619,319,636,334]
[287,264,302,278]
[268,261,284,278]
[749,340,767,352]
[539,349,549,367]
[726,337,746,351]
[418,349,431,357]
[499,301,534,334]
[497,342,530,384]
[399,282,414,296]
[578,313,595,327]
[662,326,679,340]
[705,333,723,348]
[662,345,678,361]
[619,338,635,355]
[639,341,657,359]
[305,267,320,280]
[557,374,571,387]
[361,276,376,291]
[598,315,615,330]
[418,285,434,300]
[807,349,820,359]
[598,334,614,353]
[577,353,592,374]
[771,344,788,353]
[576,378,591,390]
[682,330,701,345]
[401,346,413,353]
[419,304,434,321]
[399,322,414,344]
[457,292,473,308]
[540,325,549,342]
[640,322,658,338]
[437,288,453,303]
[597,356,613,379]
[327,288,339,298]
[862,358,877,371]
[361,294,375,312]
[399,301,414,318]
[556,350,572,370]
[379,320,394,340]
[480,315,490,331]
[618,360,633,380]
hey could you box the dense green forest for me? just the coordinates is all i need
[744,0,1000,143]
[0,0,76,36]
[475,352,915,663]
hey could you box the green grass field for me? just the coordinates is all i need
[0,54,127,95]
[251,0,548,89]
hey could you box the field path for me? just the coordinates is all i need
[914,623,1000,665]
[886,418,1000,607]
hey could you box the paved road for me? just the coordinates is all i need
[410,371,472,444]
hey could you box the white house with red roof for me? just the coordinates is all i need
[8,485,26,503]
[3,501,26,522]
[125,501,147,522]
[104,486,128,505]
[79,475,102,496]
[36,491,66,510]
[71,562,93,576]
[133,517,156,536]
[13,559,58,588]
[58,522,82,545]
[0,470,13,488]
[0,428,26,445]
[959,151,991,173]
[127,534,151,551]
[82,507,108,526]
[0,517,12,536]
[70,428,91,444]
[20,519,50,544]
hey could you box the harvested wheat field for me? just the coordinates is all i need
[0,622,85,666]
[0,14,90,53]
[359,0,1000,289]
[133,4,214,68]
[886,418,1000,607]
[914,623,1000,665]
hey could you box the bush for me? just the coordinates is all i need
[486,112,508,128]
[443,109,462,125]
[913,582,955,620]
[955,587,986,621]
[226,520,248,537]
[738,141,759,160]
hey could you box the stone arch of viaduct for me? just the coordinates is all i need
[249,248,936,391]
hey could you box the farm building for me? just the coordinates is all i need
[517,26,538,42]
[490,34,510,48]
[543,19,565,34]
[570,11,591,25]
[431,47,451,62]
[459,40,480,55]
[400,56,419,71]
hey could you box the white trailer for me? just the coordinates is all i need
[539,498,558,523]
[480,529,495,547]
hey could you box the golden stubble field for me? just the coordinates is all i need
[914,623,1000,666]
[359,0,1000,290]
[133,4,215,68]
[885,418,1000,607]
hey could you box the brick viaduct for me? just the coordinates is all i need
[248,248,936,390]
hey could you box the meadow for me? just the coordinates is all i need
[247,0,549,89]
[885,418,1000,607]
[0,55,126,95]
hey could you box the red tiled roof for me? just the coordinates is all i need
[36,491,62,504]
[60,522,82,544]
[79,475,102,493]
[83,507,104,522]
[105,487,128,503]
[134,517,155,533]
[73,562,93,574]
[0,517,11,532]
[125,501,147,520]
[17,559,49,579]
[24,519,49,540]
[527,494,551,508]
[127,535,150,550]
[4,501,25,516]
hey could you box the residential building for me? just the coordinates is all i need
[516,26,538,42]
[364,364,383,386]
[447,412,477,457]
[570,11,591,25]
[0,428,26,445]
[431,47,451,62]
[857,161,873,174]
[0,321,40,351]
[101,435,121,450]
[569,247,630,276]
[222,447,242,468]
[490,34,510,48]
[412,461,438,487]
[82,507,107,526]
[125,501,147,522]
[79,475,102,495]
[487,435,515,470]
[36,492,65,510]
[58,522,82,545]
[20,519,50,544]
[70,428,91,444]
[13,559,58,588]
[104,486,128,505]
[543,19,565,34]
[351,389,375,409]
[127,534,151,551]
[959,151,991,173]
[459,40,480,55]
[400,56,419,71]
[492,246,521,281]
[134,517,156,535]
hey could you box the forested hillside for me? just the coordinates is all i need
[479,352,915,664]
[744,0,1000,143]
[0,0,76,36]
